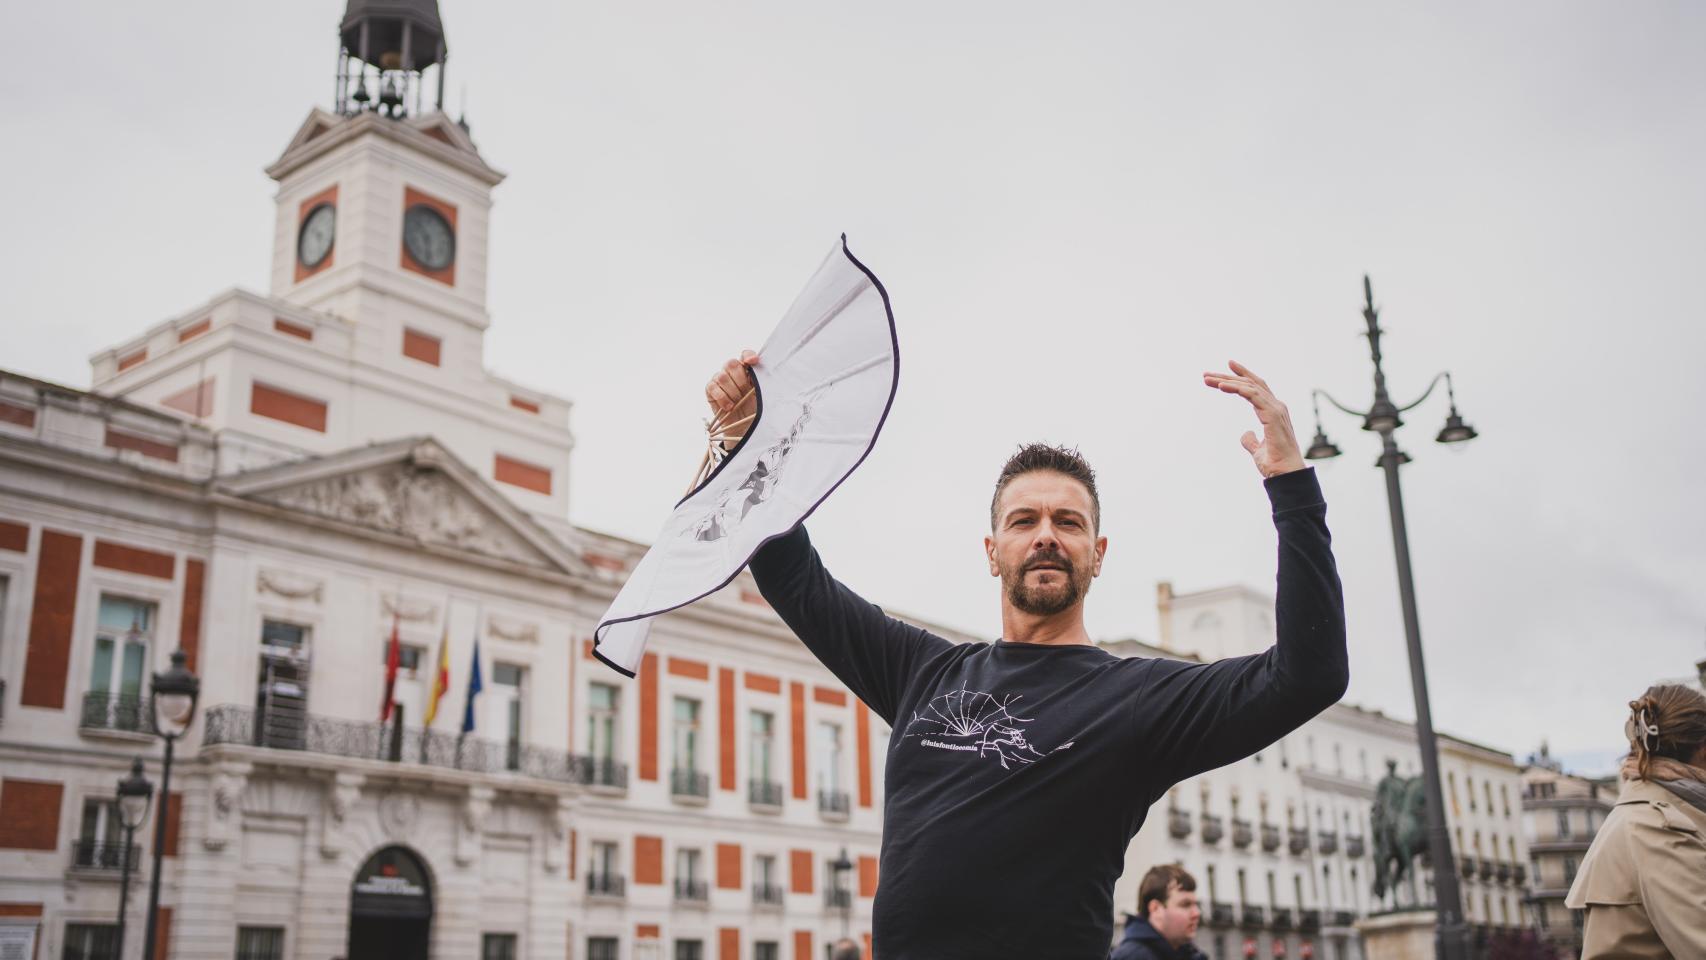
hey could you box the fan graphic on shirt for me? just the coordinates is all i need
[903,687,1069,770]
[686,385,830,543]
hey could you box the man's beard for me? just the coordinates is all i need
[1002,548,1091,616]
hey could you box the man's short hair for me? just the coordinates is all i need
[828,938,862,960]
[1138,863,1196,918]
[989,443,1101,532]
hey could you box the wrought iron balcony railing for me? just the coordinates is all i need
[749,779,784,808]
[1345,834,1366,858]
[1200,815,1224,844]
[1209,902,1236,928]
[1513,864,1528,885]
[1168,808,1192,839]
[1317,830,1339,856]
[586,872,626,898]
[1496,861,1512,884]
[204,704,608,786]
[752,882,786,906]
[1331,910,1356,927]
[1240,905,1265,929]
[1231,818,1253,849]
[671,768,710,800]
[71,839,140,872]
[1460,856,1475,878]
[819,789,851,818]
[80,692,154,735]
[674,879,709,903]
[824,888,852,910]
[1288,828,1310,856]
[1261,823,1282,852]
[1299,909,1321,933]
[1479,858,1495,881]
[1271,907,1294,931]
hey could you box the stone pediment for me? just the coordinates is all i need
[223,438,577,574]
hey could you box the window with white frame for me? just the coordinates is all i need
[236,926,285,960]
[481,933,518,960]
[816,720,843,796]
[87,595,156,731]
[674,940,703,960]
[673,697,701,772]
[754,943,779,960]
[489,662,526,750]
[587,938,619,960]
[751,709,775,783]
[588,682,619,760]
[63,923,118,960]
[75,797,127,868]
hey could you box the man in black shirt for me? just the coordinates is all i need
[704,355,1348,959]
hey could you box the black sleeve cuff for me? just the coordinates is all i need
[1264,467,1325,514]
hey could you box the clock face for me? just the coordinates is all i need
[402,204,456,272]
[297,203,336,269]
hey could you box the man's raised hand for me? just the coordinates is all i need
[706,350,760,445]
[1203,360,1306,479]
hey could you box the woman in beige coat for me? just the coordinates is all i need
[1567,684,1706,959]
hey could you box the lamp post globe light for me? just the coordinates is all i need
[142,650,199,960]
[115,758,154,960]
[830,847,855,937]
[1307,276,1478,960]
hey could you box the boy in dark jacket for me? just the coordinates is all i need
[1111,865,1207,960]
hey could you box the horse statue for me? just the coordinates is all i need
[1370,760,1430,904]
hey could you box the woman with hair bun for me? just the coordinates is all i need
[1567,684,1706,958]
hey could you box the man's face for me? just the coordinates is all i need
[1148,885,1201,948]
[985,471,1107,617]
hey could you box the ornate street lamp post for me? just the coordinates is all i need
[830,847,855,938]
[115,758,154,960]
[1307,276,1478,960]
[142,650,199,960]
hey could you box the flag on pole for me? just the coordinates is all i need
[380,611,401,722]
[423,623,451,728]
[461,636,484,734]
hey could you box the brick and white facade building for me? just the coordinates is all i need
[0,6,929,958]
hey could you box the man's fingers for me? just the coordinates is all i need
[1240,431,1261,455]
[1228,360,1271,391]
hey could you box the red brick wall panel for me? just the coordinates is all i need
[402,328,441,366]
[856,700,874,809]
[22,529,81,709]
[864,932,873,960]
[716,842,741,890]
[667,657,709,681]
[0,520,26,552]
[634,835,663,885]
[859,855,879,898]
[813,686,847,707]
[162,792,182,857]
[273,317,314,341]
[93,540,175,579]
[790,682,807,800]
[745,671,781,694]
[153,907,172,960]
[0,400,38,429]
[719,928,740,960]
[636,923,660,939]
[718,667,736,792]
[639,653,658,781]
[494,454,552,495]
[250,382,327,432]
[104,428,179,463]
[789,849,813,895]
[160,379,214,418]
[176,318,211,343]
[510,396,540,414]
[0,780,63,850]
[793,931,813,960]
[117,349,148,372]
[179,558,204,673]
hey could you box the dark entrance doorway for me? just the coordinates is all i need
[348,846,433,960]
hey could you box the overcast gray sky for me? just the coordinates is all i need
[4,1,1703,775]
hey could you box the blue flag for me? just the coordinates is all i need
[461,637,483,734]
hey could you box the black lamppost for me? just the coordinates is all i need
[142,650,199,960]
[1307,276,1478,960]
[830,848,854,937]
[115,757,154,960]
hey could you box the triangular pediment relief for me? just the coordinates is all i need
[221,438,580,575]
[268,108,504,185]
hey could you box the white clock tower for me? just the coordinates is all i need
[87,0,575,527]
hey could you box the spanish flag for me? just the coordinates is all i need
[423,625,451,727]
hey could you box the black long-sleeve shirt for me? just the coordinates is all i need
[747,468,1348,959]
